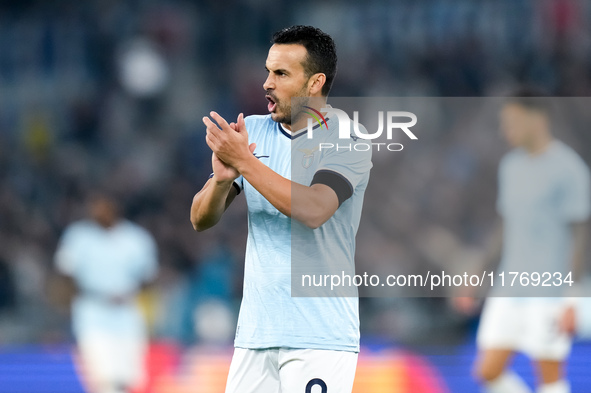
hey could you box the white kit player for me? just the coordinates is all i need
[468,92,590,393]
[190,26,372,393]
[55,192,158,393]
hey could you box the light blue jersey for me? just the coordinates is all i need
[233,113,372,352]
[55,220,158,336]
[497,141,590,294]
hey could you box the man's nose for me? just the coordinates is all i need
[263,74,274,91]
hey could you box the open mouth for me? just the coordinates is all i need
[266,95,277,113]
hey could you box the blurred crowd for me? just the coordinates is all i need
[1,0,591,346]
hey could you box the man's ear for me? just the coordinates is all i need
[308,73,326,96]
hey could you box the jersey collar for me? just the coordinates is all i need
[277,104,331,140]
[278,122,310,140]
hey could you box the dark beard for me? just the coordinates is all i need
[270,86,310,125]
[278,96,309,125]
[272,100,292,124]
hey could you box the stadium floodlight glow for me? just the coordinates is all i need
[117,38,169,97]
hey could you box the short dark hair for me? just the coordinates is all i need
[272,25,337,96]
[506,86,552,115]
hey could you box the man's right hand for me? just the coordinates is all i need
[210,119,257,183]
[211,151,240,182]
[211,143,257,183]
[191,117,256,232]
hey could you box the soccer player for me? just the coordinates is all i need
[467,92,590,393]
[55,192,158,393]
[190,26,372,393]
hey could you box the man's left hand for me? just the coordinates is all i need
[203,111,252,170]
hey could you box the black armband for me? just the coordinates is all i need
[311,170,353,207]
[232,182,241,195]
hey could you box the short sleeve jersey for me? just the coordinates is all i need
[497,141,590,285]
[233,113,372,352]
[55,220,158,335]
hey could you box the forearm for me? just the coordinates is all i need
[459,219,503,298]
[47,272,77,312]
[570,221,588,282]
[236,155,337,229]
[237,154,292,216]
[190,177,235,231]
[484,219,504,271]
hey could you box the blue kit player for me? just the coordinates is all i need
[190,26,372,393]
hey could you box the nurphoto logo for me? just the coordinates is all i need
[303,106,329,130]
[306,107,418,152]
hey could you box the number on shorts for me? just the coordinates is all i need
[305,378,327,393]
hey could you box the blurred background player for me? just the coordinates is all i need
[191,26,372,393]
[458,90,590,393]
[55,191,159,393]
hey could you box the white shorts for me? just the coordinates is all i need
[225,347,358,393]
[77,331,147,389]
[477,297,572,360]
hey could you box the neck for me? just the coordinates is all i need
[525,131,553,155]
[282,96,328,132]
[97,219,118,229]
